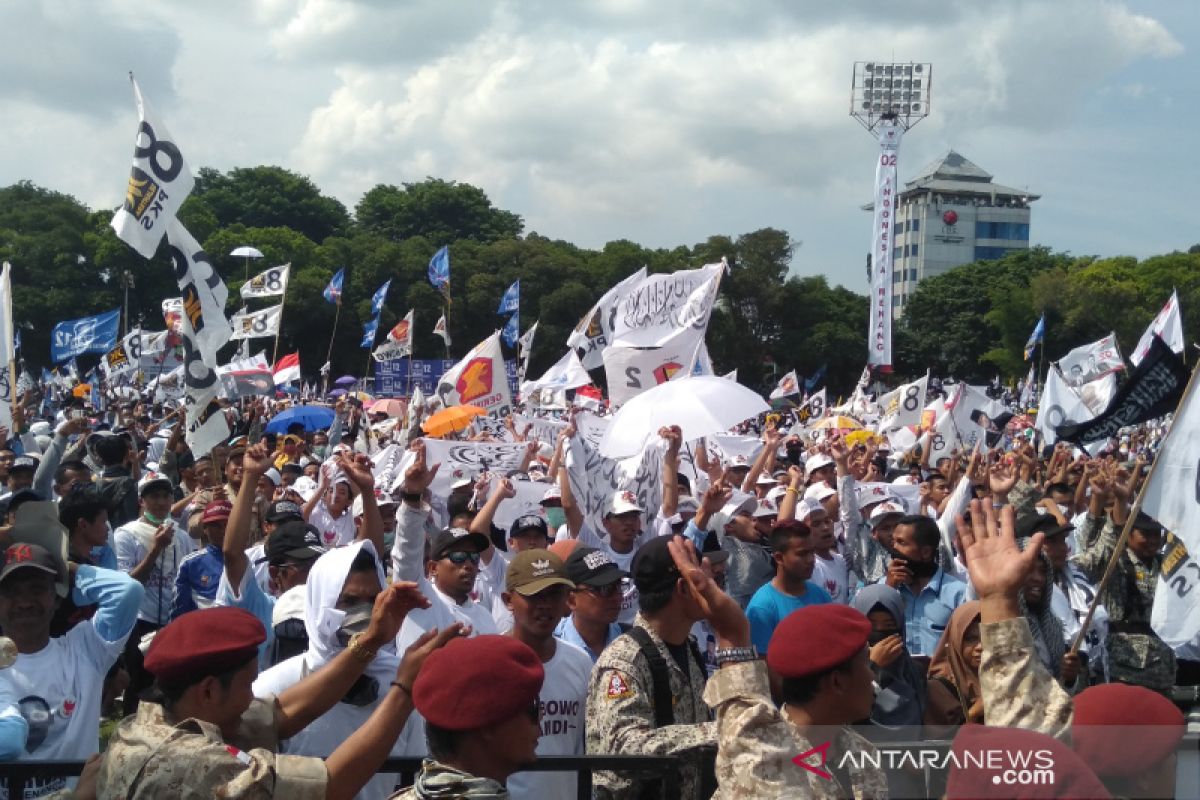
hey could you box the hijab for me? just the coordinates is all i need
[850,584,927,727]
[927,601,982,713]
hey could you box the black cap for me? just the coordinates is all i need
[0,542,60,583]
[1015,513,1074,541]
[564,546,627,588]
[264,521,327,564]
[509,514,549,540]
[631,534,691,593]
[430,527,490,560]
[265,500,304,524]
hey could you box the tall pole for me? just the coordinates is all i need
[323,301,341,397]
[271,284,288,366]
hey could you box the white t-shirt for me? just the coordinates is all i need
[113,518,195,625]
[506,640,592,800]
[309,501,356,548]
[576,525,639,625]
[244,543,275,597]
[811,552,849,605]
[4,622,124,797]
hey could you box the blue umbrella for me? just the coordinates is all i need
[334,375,357,387]
[265,405,336,434]
[328,388,347,398]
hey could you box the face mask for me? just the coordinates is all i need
[908,558,938,579]
[867,629,897,647]
[334,603,374,648]
[545,508,566,530]
[312,446,327,460]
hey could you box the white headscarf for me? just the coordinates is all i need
[302,539,399,685]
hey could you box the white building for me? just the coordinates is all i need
[866,151,1038,311]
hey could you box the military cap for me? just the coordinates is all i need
[1072,683,1184,777]
[505,548,573,595]
[145,607,265,687]
[767,604,870,678]
[412,635,543,731]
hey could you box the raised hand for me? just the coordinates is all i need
[988,460,1017,497]
[665,535,751,647]
[361,581,431,650]
[659,425,682,457]
[402,440,440,494]
[957,500,1043,622]
[337,452,376,492]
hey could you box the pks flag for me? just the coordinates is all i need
[229,305,282,340]
[497,280,520,315]
[517,319,538,385]
[361,316,380,349]
[1142,362,1200,565]
[794,388,827,427]
[165,219,231,365]
[428,246,450,301]
[273,352,301,384]
[501,311,520,347]
[433,314,451,346]
[1131,290,1185,366]
[435,331,512,416]
[876,372,929,432]
[1152,533,1200,648]
[323,268,345,304]
[370,279,391,317]
[51,309,121,363]
[110,76,194,258]
[241,263,290,299]
[100,329,143,379]
[1024,314,1045,361]
[769,370,800,400]
[388,310,414,346]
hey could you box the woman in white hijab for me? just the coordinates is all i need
[253,540,404,800]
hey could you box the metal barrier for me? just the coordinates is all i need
[0,754,680,799]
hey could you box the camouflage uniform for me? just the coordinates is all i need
[98,697,327,798]
[703,660,888,799]
[586,614,717,799]
[388,760,507,798]
[979,616,1075,739]
[1071,513,1176,692]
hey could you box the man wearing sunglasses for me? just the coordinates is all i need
[554,546,628,662]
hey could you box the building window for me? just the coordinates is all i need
[974,246,1015,261]
[975,221,1030,240]
[894,222,902,235]
[911,218,920,232]
[893,246,902,261]
[910,243,918,258]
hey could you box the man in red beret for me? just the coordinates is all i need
[662,535,889,798]
[98,587,461,799]
[392,635,545,798]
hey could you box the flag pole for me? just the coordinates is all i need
[323,300,341,397]
[271,281,288,366]
[1068,357,1200,654]
[406,311,415,399]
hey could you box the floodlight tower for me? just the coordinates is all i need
[850,61,932,373]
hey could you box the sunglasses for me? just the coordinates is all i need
[581,582,621,598]
[444,551,481,566]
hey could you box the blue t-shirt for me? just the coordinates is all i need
[746,580,832,654]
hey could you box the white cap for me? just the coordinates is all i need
[797,498,823,521]
[765,485,789,506]
[752,497,778,518]
[857,485,896,511]
[449,468,474,491]
[263,468,282,487]
[719,492,758,519]
[607,490,644,516]
[292,476,318,503]
[29,421,52,436]
[676,496,700,516]
[729,454,751,468]
[803,483,837,504]
[869,501,906,527]
[805,453,834,473]
[137,471,173,495]
[890,475,918,485]
[755,474,778,486]
[541,483,562,504]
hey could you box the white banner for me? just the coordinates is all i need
[240,263,290,299]
[520,350,591,399]
[1077,372,1117,416]
[390,439,530,498]
[876,373,929,432]
[708,433,763,466]
[229,305,281,340]
[1152,533,1200,648]
[567,267,646,370]
[603,324,705,407]
[0,264,12,431]
[564,415,664,533]
[513,414,566,448]
[1056,333,1124,386]
[868,121,903,368]
[610,262,723,348]
[150,364,186,403]
[435,331,513,416]
[1132,291,1185,366]
[110,77,194,259]
[373,339,412,363]
[1034,368,1093,446]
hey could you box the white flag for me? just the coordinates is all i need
[691,342,714,377]
[1131,291,1185,366]
[603,324,705,407]
[165,219,231,364]
[610,262,723,348]
[1018,364,1036,408]
[568,267,646,370]
[110,77,194,259]
[769,370,800,400]
[1077,372,1118,416]
[100,329,144,379]
[722,369,738,382]
[433,314,451,346]
[0,264,12,431]
[876,372,929,432]
[229,305,282,340]
[793,388,826,427]
[517,319,539,384]
[388,309,414,346]
[1034,368,1093,446]
[1152,533,1200,647]
[240,263,290,299]
[1141,369,1200,557]
[520,350,591,399]
[373,338,412,363]
[435,331,512,416]
[1056,332,1124,386]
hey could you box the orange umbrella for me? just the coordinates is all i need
[812,415,864,431]
[422,405,487,437]
[72,384,91,398]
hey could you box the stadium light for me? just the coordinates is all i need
[849,61,932,133]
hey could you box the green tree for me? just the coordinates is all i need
[355,179,523,244]
[188,166,350,243]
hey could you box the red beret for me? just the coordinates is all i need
[145,607,265,687]
[1072,683,1184,777]
[413,635,543,731]
[946,724,1109,799]
[767,604,870,679]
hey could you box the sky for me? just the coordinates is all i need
[0,0,1193,293]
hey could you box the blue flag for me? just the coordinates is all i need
[497,280,520,315]
[370,279,391,317]
[805,364,827,392]
[323,268,345,304]
[1024,314,1045,361]
[51,308,120,363]
[361,316,380,348]
[501,311,520,348]
[427,246,450,300]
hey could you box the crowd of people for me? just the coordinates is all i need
[0,383,1190,799]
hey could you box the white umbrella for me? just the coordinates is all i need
[229,246,264,258]
[598,375,769,459]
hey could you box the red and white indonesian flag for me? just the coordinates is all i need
[769,370,800,400]
[1132,291,1185,366]
[111,76,194,259]
[868,121,903,369]
[273,352,301,384]
[435,331,513,416]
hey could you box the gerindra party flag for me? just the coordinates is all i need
[111,75,194,258]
